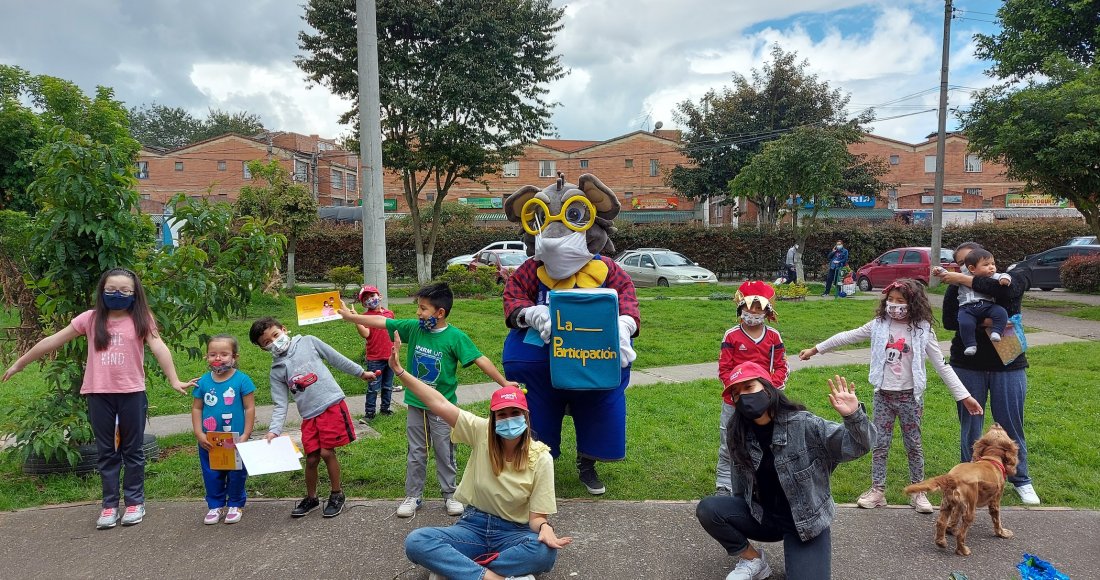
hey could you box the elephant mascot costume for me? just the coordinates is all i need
[501,172,639,495]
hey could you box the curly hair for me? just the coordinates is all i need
[876,278,936,328]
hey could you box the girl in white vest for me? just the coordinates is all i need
[799,278,984,514]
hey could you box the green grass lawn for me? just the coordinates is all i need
[1,293,889,417]
[1,341,1097,511]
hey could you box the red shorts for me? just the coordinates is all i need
[300,400,357,454]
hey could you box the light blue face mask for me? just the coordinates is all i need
[494,416,528,440]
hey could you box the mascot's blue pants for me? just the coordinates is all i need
[502,328,629,461]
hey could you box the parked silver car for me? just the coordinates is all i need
[445,240,526,268]
[615,248,718,287]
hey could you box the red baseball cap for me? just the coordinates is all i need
[490,386,528,411]
[722,361,772,397]
[358,285,380,304]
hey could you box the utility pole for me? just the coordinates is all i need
[357,0,389,303]
[930,0,952,287]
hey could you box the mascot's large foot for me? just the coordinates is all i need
[576,457,606,495]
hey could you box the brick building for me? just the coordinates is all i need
[375,129,698,224]
[713,131,1073,227]
[135,132,359,213]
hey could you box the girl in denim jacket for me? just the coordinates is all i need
[696,361,874,580]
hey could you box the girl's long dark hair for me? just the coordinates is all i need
[727,378,806,472]
[92,268,156,351]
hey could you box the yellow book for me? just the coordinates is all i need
[207,432,243,471]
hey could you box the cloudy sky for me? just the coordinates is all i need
[0,0,1003,145]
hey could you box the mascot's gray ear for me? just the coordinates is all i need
[577,173,620,220]
[503,185,541,223]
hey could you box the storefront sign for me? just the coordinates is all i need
[848,195,876,208]
[921,195,963,204]
[459,197,503,209]
[384,198,398,211]
[630,197,680,209]
[1005,193,1067,208]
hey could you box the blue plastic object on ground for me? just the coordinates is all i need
[1017,553,1070,580]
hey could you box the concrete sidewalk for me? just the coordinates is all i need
[0,499,1092,579]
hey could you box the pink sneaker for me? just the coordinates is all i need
[856,487,887,509]
[224,507,243,524]
[204,508,223,525]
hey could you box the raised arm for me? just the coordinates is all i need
[3,324,82,381]
[389,332,460,427]
[337,306,389,328]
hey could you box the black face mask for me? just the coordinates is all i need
[736,390,771,421]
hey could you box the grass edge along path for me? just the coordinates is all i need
[1,341,1097,512]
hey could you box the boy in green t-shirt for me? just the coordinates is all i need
[338,282,518,517]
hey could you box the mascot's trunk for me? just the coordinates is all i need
[416,253,434,285]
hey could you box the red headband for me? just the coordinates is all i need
[882,281,904,295]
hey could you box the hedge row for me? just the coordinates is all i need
[292,218,1090,281]
[1061,255,1100,293]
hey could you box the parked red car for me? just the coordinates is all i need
[855,247,959,291]
[468,249,528,283]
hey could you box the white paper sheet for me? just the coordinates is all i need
[235,436,304,476]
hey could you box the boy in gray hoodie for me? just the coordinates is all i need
[249,317,375,518]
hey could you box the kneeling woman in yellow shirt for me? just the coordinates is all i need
[392,332,572,580]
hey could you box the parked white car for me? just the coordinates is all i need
[615,248,718,287]
[445,240,527,268]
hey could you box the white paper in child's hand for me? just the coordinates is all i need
[236,436,304,475]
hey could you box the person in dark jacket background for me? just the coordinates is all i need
[935,241,1040,505]
[821,240,849,297]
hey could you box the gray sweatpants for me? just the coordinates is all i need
[405,406,457,499]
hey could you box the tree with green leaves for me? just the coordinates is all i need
[961,0,1100,236]
[237,160,318,289]
[667,45,854,221]
[0,70,285,466]
[128,103,266,149]
[297,0,566,283]
[730,125,890,281]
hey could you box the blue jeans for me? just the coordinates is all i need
[365,359,394,416]
[405,506,558,579]
[696,495,831,580]
[952,366,1031,486]
[198,446,248,509]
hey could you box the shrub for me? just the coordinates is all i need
[327,265,360,296]
[774,283,810,301]
[1061,255,1100,293]
[436,264,501,298]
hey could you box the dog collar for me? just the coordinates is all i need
[978,456,1007,479]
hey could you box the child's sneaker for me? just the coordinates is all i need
[291,496,320,518]
[856,487,887,509]
[96,507,120,530]
[204,508,223,525]
[397,496,422,518]
[909,492,934,514]
[964,346,978,356]
[380,408,394,416]
[726,549,772,580]
[445,497,464,516]
[392,384,403,392]
[990,332,1002,342]
[120,504,145,526]
[224,507,242,524]
[323,492,346,518]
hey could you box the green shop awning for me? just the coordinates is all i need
[618,210,698,224]
[816,208,895,221]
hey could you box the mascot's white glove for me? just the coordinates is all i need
[521,305,552,343]
[618,315,637,368]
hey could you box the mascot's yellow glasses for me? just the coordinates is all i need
[521,196,596,235]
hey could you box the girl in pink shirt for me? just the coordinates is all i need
[3,268,194,530]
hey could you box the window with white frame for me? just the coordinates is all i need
[331,170,344,190]
[649,159,659,176]
[242,161,252,180]
[887,188,898,210]
[294,159,308,182]
[217,160,227,171]
[539,160,556,178]
[135,162,149,179]
[346,172,357,192]
[965,154,983,172]
[964,187,982,196]
[715,204,724,218]
[502,161,519,177]
[924,155,937,173]
[579,159,589,169]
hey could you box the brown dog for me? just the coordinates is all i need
[904,423,1020,556]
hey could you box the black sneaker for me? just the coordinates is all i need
[380,408,394,416]
[291,496,320,518]
[576,457,606,495]
[323,492,345,518]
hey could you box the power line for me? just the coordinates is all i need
[954,8,999,17]
[953,16,999,24]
